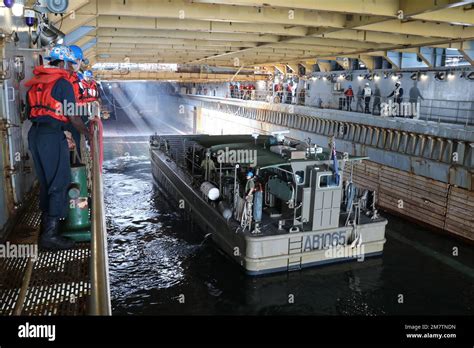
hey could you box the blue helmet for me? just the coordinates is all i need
[69,45,83,61]
[84,70,93,79]
[246,171,254,178]
[45,44,76,64]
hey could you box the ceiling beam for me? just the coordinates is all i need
[399,0,473,17]
[355,19,474,39]
[409,6,474,26]
[191,0,400,17]
[82,0,474,68]
[97,16,309,36]
[97,0,346,27]
[96,28,280,43]
[75,34,96,48]
[284,36,396,50]
[95,70,269,82]
[98,36,260,47]
[319,30,432,46]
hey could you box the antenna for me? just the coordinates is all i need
[251,132,259,145]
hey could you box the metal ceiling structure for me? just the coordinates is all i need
[45,0,474,76]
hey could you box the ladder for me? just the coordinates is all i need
[287,236,303,271]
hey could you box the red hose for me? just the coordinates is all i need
[89,116,104,173]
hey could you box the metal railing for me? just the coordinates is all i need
[304,92,474,126]
[192,90,474,126]
[89,121,112,315]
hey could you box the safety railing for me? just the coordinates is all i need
[89,120,111,315]
[303,92,474,125]
[191,89,474,126]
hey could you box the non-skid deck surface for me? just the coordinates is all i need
[0,194,91,315]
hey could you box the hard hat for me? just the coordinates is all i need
[365,82,370,86]
[348,85,352,88]
[69,45,83,61]
[45,44,77,64]
[84,70,94,79]
[395,81,401,86]
[246,171,254,178]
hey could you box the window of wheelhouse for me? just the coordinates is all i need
[318,173,340,188]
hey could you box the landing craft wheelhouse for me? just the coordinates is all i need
[150,133,387,275]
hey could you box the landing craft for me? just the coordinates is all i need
[150,133,387,275]
[0,0,472,342]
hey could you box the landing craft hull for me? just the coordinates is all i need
[150,147,387,276]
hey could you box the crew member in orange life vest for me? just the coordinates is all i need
[69,45,85,102]
[25,44,89,250]
[66,45,87,157]
[81,70,100,103]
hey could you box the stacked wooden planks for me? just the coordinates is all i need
[343,161,380,192]
[343,160,473,241]
[378,166,449,230]
[445,186,474,240]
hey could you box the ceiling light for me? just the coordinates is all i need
[11,0,24,16]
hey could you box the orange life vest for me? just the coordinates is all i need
[70,72,84,105]
[81,79,99,103]
[25,66,76,123]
